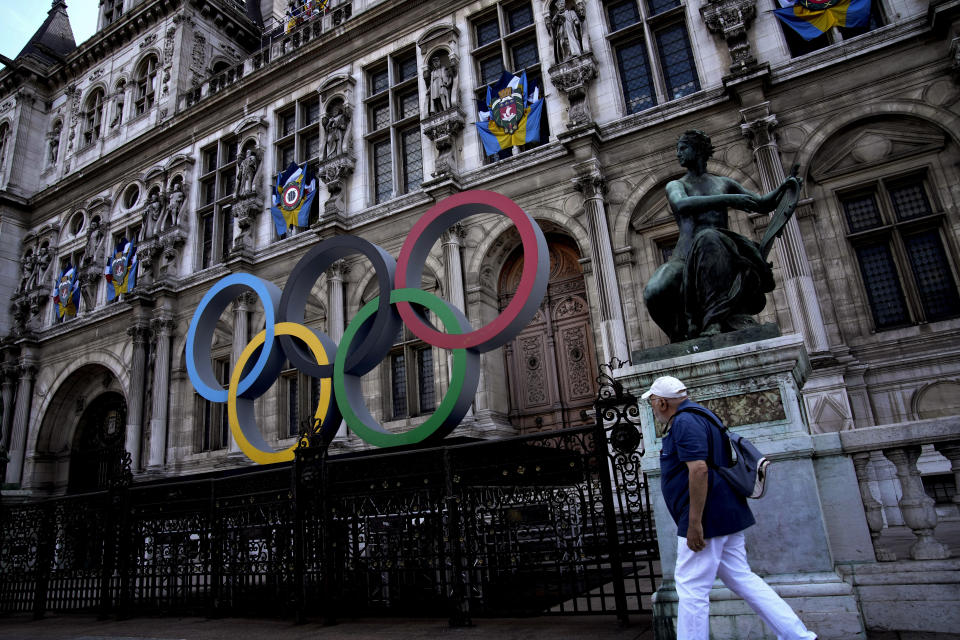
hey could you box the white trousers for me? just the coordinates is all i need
[675,532,816,640]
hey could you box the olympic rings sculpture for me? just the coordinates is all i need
[186,190,549,464]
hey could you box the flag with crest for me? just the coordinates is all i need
[105,238,137,301]
[52,265,80,319]
[774,0,871,40]
[475,71,544,157]
[271,161,317,236]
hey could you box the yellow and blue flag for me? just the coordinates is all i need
[271,161,317,236]
[475,71,544,157]
[774,0,871,41]
[52,265,80,319]
[105,238,137,301]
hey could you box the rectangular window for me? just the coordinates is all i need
[606,0,701,115]
[197,137,238,267]
[471,1,549,161]
[272,95,322,233]
[197,359,229,451]
[401,128,423,193]
[417,348,435,413]
[391,353,408,419]
[656,24,700,99]
[365,48,423,204]
[842,175,960,329]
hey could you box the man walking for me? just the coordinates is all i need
[644,375,816,640]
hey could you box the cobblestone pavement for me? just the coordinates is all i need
[0,614,654,640]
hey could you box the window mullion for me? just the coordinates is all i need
[643,18,668,104]
[889,230,924,323]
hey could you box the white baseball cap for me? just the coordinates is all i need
[641,376,688,400]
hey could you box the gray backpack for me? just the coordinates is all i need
[677,406,770,499]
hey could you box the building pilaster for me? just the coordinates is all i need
[572,160,629,363]
[5,357,37,485]
[228,292,256,453]
[125,323,152,472]
[326,261,349,442]
[147,315,175,469]
[740,103,829,354]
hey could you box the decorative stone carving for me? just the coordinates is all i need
[81,217,106,269]
[421,107,466,178]
[191,32,207,88]
[701,0,759,76]
[321,106,351,159]
[236,147,261,196]
[317,74,357,218]
[423,52,459,115]
[548,0,588,64]
[548,53,597,128]
[164,181,185,228]
[142,192,163,240]
[17,250,38,295]
[234,193,260,253]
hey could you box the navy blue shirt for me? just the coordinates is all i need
[659,399,755,538]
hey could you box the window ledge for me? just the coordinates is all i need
[769,16,928,87]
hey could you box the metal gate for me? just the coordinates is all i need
[0,362,659,624]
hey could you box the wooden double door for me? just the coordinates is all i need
[499,235,598,434]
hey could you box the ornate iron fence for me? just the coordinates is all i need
[0,362,658,624]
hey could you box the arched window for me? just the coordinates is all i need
[83,89,105,146]
[135,56,158,116]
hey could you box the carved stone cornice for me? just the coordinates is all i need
[547,53,598,128]
[701,0,759,76]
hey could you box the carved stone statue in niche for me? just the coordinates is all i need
[82,218,105,268]
[643,130,801,342]
[322,105,351,159]
[17,251,37,294]
[143,192,163,239]
[237,148,260,195]
[550,0,587,64]
[36,246,53,287]
[424,52,459,114]
[165,181,185,227]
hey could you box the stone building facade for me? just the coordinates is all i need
[0,0,958,498]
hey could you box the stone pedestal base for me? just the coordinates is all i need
[619,334,868,639]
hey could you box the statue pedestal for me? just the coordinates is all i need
[616,334,867,639]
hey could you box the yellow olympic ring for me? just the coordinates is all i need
[228,322,333,464]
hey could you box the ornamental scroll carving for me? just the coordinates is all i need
[701,0,758,76]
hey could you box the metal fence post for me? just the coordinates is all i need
[594,371,630,626]
[32,502,54,620]
[443,448,470,627]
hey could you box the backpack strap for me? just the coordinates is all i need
[674,405,728,470]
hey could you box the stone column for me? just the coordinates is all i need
[125,323,152,472]
[740,104,829,353]
[229,292,255,453]
[326,261,348,442]
[441,225,472,417]
[572,160,629,363]
[147,316,175,469]
[4,358,36,485]
[1,363,16,454]
[882,446,950,560]
[441,225,466,313]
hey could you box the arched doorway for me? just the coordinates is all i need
[68,392,127,493]
[499,233,599,434]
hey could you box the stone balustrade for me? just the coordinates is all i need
[179,1,353,113]
[836,416,959,562]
